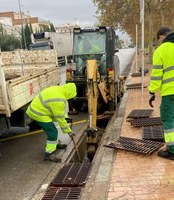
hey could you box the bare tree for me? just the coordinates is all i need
[93,0,174,59]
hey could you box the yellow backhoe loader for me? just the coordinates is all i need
[66,26,124,158]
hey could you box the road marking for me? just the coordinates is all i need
[0,119,88,142]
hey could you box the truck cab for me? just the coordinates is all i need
[29,32,53,50]
[29,32,73,66]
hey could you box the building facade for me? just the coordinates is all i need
[0,11,51,37]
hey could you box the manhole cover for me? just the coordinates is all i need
[142,126,164,142]
[129,117,162,127]
[42,186,82,200]
[127,109,153,119]
[51,163,92,187]
[104,136,163,155]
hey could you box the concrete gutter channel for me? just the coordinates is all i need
[31,55,135,200]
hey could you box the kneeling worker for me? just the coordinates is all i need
[26,83,77,163]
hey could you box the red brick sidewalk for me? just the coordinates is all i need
[107,55,174,200]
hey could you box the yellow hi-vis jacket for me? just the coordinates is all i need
[26,83,77,133]
[149,38,174,96]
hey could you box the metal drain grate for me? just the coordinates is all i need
[51,163,92,187]
[129,117,162,127]
[104,136,164,154]
[131,72,142,77]
[42,186,82,200]
[126,85,147,90]
[126,83,142,87]
[142,126,164,142]
[127,109,153,119]
[126,83,147,90]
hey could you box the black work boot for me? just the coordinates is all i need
[57,143,67,149]
[158,149,174,160]
[44,153,61,163]
[57,140,67,149]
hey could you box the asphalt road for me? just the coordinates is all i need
[0,116,88,200]
[0,65,88,200]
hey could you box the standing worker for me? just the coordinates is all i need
[26,83,77,163]
[148,26,174,160]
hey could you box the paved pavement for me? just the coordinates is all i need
[106,55,174,200]
[81,54,174,200]
[107,55,174,200]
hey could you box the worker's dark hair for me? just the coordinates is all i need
[157,27,171,40]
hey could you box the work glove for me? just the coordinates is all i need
[149,92,155,107]
[65,117,73,124]
[68,131,75,138]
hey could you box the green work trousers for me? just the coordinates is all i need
[36,121,58,154]
[160,94,174,154]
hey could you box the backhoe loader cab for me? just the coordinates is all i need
[72,26,116,76]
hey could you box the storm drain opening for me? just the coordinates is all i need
[97,112,114,128]
[128,117,162,127]
[142,126,164,142]
[41,104,117,200]
[42,186,82,200]
[104,136,164,155]
[42,163,91,200]
[41,113,110,199]
[51,163,92,187]
[127,109,153,119]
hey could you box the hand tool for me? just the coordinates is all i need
[66,117,82,162]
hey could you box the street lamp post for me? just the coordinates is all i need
[140,0,144,94]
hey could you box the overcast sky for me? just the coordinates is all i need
[0,0,98,26]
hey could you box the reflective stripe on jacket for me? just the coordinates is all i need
[148,42,174,96]
[26,83,77,133]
